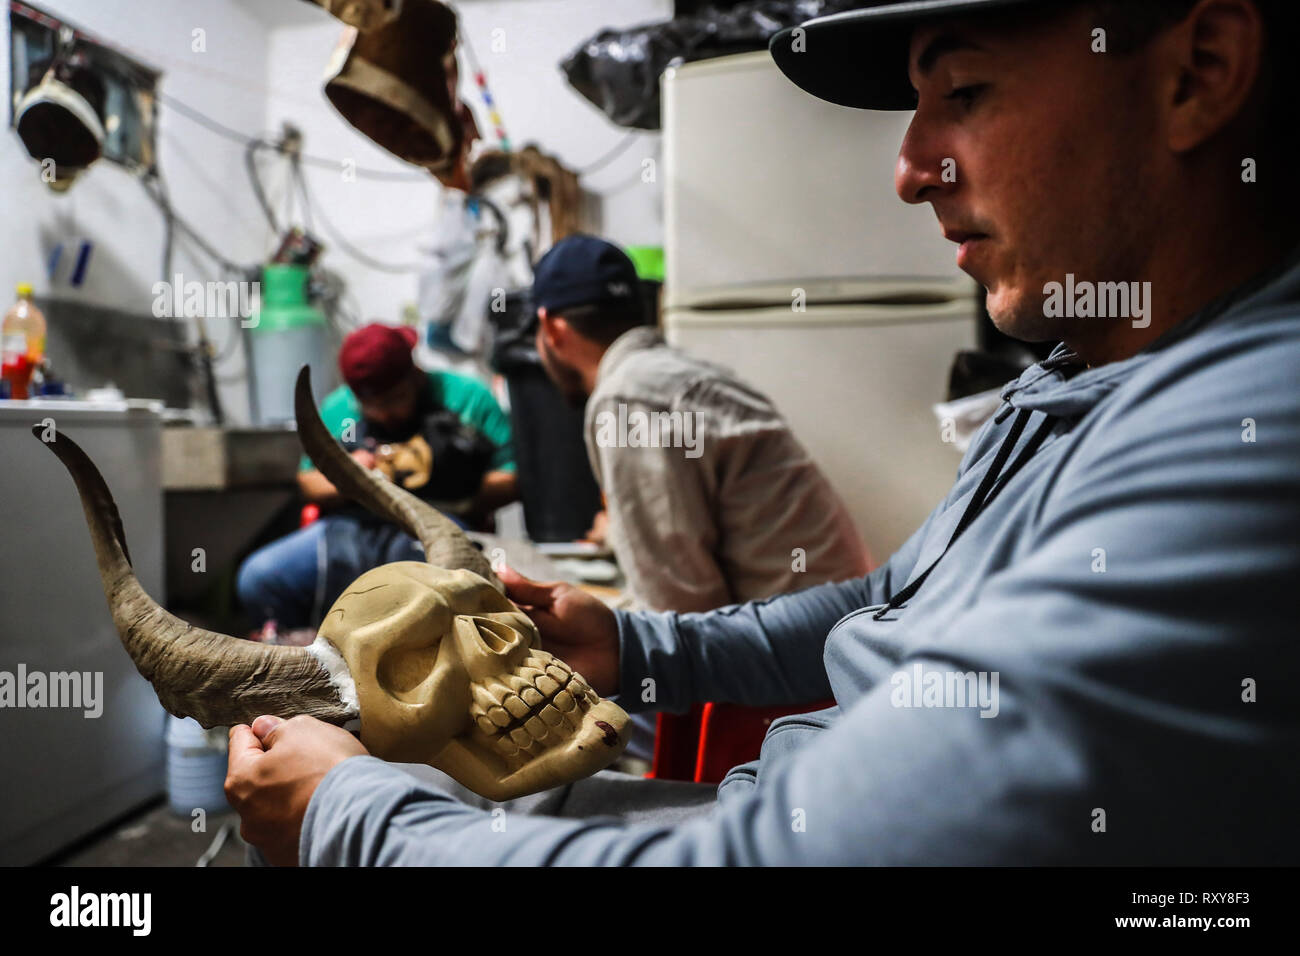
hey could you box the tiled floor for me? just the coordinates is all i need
[52,802,247,867]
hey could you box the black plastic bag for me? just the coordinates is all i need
[561,1,861,130]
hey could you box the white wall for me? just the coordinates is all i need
[1,0,275,422]
[261,0,669,329]
[453,0,669,250]
[1,0,670,424]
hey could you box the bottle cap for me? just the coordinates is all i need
[16,283,33,297]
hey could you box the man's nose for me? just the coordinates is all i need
[895,113,953,206]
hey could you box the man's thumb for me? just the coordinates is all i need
[252,715,284,742]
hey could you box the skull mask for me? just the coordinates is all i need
[320,563,626,799]
[38,367,628,802]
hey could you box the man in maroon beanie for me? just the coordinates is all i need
[237,322,517,631]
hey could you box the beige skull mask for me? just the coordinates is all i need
[319,563,626,800]
[38,367,628,803]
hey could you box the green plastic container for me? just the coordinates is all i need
[247,265,330,424]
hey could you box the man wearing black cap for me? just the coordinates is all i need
[228,0,1300,865]
[530,234,869,619]
[528,233,870,760]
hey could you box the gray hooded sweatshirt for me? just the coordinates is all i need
[300,251,1300,865]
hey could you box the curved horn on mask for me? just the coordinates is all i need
[293,366,504,591]
[32,426,355,729]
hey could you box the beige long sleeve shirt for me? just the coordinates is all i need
[584,326,871,614]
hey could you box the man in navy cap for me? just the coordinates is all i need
[531,233,869,604]
[228,0,1300,866]
[528,233,871,757]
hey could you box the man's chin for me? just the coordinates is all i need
[985,287,1059,345]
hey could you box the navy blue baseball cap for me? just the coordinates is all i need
[770,0,1041,111]
[532,234,642,314]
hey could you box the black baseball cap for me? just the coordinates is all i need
[532,234,643,314]
[769,0,1042,110]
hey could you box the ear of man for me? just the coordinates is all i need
[1087,0,1293,195]
[1160,0,1265,154]
[538,308,572,352]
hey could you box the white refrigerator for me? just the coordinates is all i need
[0,401,166,864]
[661,51,979,559]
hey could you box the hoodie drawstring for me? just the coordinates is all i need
[872,407,1058,621]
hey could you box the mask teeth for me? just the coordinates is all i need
[471,682,500,714]
[503,672,533,697]
[517,660,548,682]
[486,678,514,706]
[467,667,597,753]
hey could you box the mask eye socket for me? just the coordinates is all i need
[378,642,441,703]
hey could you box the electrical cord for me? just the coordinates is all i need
[582,137,663,196]
[295,166,429,274]
[142,122,413,368]
[574,130,642,176]
[134,163,254,380]
[294,153,315,233]
[156,91,432,182]
[137,163,252,276]
[309,266,364,336]
[245,139,281,234]
[296,151,433,182]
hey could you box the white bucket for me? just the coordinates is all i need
[165,716,230,816]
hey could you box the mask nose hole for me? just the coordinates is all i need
[455,616,528,680]
[470,617,519,653]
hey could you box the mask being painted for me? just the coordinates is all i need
[36,367,627,801]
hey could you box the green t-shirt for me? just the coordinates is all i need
[298,370,515,474]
